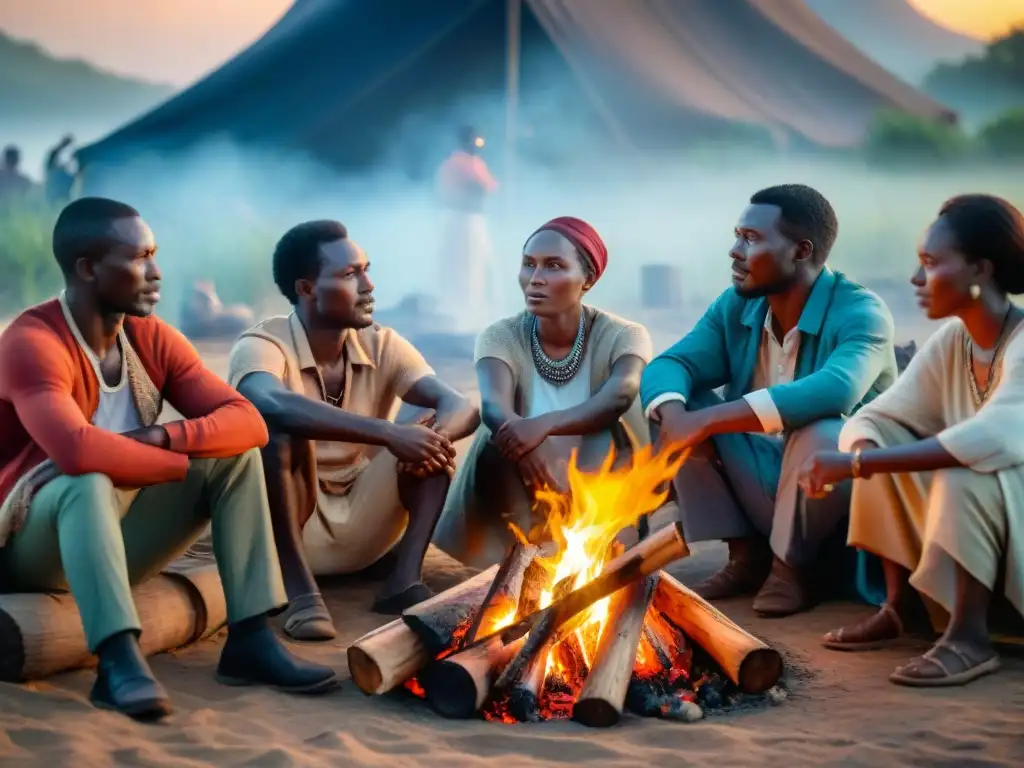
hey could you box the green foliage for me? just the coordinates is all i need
[925,29,1024,123]
[864,110,969,166]
[978,107,1024,159]
[0,202,62,315]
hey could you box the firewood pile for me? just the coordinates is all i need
[348,523,784,727]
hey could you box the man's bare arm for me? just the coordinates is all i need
[401,375,480,442]
[237,371,393,445]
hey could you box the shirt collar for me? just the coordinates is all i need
[287,311,375,371]
[742,267,836,337]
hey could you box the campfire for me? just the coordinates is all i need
[348,447,784,727]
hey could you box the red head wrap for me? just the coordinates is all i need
[528,216,608,282]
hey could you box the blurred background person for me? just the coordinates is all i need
[435,125,498,333]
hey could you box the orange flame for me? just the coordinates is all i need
[505,444,687,703]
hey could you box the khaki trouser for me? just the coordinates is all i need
[0,449,287,652]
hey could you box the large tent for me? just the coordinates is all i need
[77,0,956,175]
[804,0,983,85]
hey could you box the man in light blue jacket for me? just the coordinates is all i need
[641,184,897,617]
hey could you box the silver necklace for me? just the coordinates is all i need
[531,311,587,385]
[313,366,344,407]
[965,306,1016,405]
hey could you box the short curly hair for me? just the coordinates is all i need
[272,220,348,304]
[52,197,141,276]
[938,194,1024,296]
[750,184,839,264]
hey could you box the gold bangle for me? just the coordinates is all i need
[851,448,863,479]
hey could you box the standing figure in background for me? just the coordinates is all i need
[436,125,499,332]
[45,134,77,206]
[0,145,33,204]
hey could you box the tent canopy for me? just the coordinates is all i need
[77,0,956,172]
[804,0,983,85]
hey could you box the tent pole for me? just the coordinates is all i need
[503,0,521,220]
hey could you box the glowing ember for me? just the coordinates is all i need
[404,678,426,698]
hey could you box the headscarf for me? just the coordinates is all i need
[528,216,608,282]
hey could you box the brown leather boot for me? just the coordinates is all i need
[752,557,814,617]
[692,538,772,600]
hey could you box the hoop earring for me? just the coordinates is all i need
[970,284,981,300]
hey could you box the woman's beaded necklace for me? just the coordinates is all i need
[964,305,1018,406]
[531,311,587,385]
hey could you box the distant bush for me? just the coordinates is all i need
[978,107,1024,159]
[864,111,970,166]
[0,202,62,316]
[924,29,1024,124]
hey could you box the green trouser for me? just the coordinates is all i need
[0,448,287,652]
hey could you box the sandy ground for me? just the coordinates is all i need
[2,336,1023,767]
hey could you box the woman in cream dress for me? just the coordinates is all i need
[798,194,1024,687]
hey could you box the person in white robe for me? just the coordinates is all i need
[435,126,498,332]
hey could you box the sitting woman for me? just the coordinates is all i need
[434,217,653,567]
[797,194,1024,688]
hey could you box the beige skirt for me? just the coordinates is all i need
[847,419,1024,623]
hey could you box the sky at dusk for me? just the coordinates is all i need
[0,0,1021,86]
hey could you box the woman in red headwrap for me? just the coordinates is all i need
[434,217,653,567]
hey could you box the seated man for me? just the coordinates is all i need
[0,198,336,721]
[228,220,479,641]
[640,184,898,617]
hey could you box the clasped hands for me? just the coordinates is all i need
[388,414,458,479]
[492,415,567,492]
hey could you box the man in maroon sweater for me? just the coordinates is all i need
[0,198,336,720]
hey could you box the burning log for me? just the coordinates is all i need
[506,574,576,722]
[420,634,526,719]
[572,575,657,728]
[489,522,689,689]
[419,546,542,719]
[463,541,539,647]
[624,609,699,721]
[401,565,501,655]
[515,558,548,621]
[652,572,782,694]
[348,565,499,694]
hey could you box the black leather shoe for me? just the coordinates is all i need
[91,632,173,720]
[216,624,339,694]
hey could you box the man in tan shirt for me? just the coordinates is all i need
[228,220,479,640]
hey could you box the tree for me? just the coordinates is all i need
[924,29,1024,124]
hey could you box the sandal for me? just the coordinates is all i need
[823,603,903,651]
[889,639,1000,688]
[371,582,434,615]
